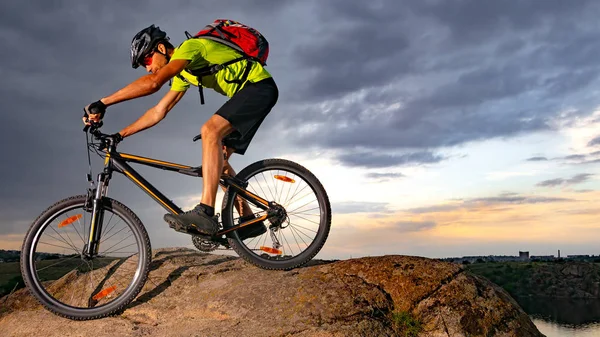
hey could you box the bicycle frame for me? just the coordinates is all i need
[85,143,272,256]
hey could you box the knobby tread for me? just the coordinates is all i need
[20,195,152,320]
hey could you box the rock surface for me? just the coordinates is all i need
[1,248,543,336]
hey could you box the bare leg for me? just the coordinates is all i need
[221,146,254,218]
[200,115,234,208]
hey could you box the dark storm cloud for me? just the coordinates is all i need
[0,0,297,237]
[336,151,444,168]
[283,0,600,155]
[537,173,594,187]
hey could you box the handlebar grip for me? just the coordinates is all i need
[83,120,103,133]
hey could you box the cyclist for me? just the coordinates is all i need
[82,24,278,240]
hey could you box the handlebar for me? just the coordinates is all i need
[83,120,120,151]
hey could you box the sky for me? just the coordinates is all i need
[2,0,600,260]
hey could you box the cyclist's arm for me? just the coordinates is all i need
[100,59,190,106]
[119,89,186,137]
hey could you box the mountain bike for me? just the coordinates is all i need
[20,122,331,320]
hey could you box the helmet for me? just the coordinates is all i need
[130,24,168,69]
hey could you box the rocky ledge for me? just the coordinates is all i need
[1,248,542,336]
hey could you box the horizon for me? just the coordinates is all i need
[2,1,600,261]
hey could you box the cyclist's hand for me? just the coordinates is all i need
[82,100,107,126]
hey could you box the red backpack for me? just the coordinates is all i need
[188,19,269,65]
[182,19,270,104]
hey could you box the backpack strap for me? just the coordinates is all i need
[223,59,254,95]
[186,56,248,104]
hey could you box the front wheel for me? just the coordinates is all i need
[20,195,151,320]
[222,159,331,270]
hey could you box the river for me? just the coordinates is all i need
[516,297,600,336]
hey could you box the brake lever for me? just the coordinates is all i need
[83,120,104,133]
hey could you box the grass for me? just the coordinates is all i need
[390,311,422,337]
[0,262,23,297]
[0,256,108,297]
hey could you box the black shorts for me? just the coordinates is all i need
[216,77,278,155]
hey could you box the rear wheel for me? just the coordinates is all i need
[222,159,331,270]
[20,195,151,320]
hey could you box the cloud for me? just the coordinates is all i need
[0,0,301,239]
[332,201,392,214]
[406,192,575,214]
[277,0,600,159]
[537,178,565,188]
[526,157,548,161]
[365,172,405,180]
[470,195,573,205]
[390,221,437,233]
[335,151,444,168]
[588,135,600,147]
[537,173,594,187]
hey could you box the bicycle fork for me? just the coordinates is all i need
[84,171,110,257]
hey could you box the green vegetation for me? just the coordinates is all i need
[0,261,23,297]
[390,311,422,337]
[0,256,86,297]
[466,261,600,299]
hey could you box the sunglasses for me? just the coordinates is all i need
[140,52,154,67]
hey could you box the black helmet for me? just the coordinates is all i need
[130,24,168,69]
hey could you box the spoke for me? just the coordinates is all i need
[48,227,79,254]
[288,206,321,216]
[66,211,85,244]
[63,230,81,258]
[76,211,87,246]
[288,223,304,254]
[36,255,81,272]
[287,199,318,215]
[290,191,317,205]
[100,226,128,244]
[289,214,321,227]
[289,224,314,242]
[280,227,295,256]
[249,177,269,205]
[283,176,302,207]
[285,185,310,208]
[38,240,79,253]
[260,172,276,201]
[102,243,138,256]
[277,173,287,203]
[278,226,286,256]
[289,224,310,248]
[102,233,134,256]
[272,170,279,203]
[282,174,294,207]
[99,213,118,243]
[288,222,319,233]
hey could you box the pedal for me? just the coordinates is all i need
[167,219,212,237]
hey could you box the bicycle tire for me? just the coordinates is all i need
[20,195,151,320]
[222,159,331,270]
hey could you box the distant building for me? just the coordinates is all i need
[519,251,529,261]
